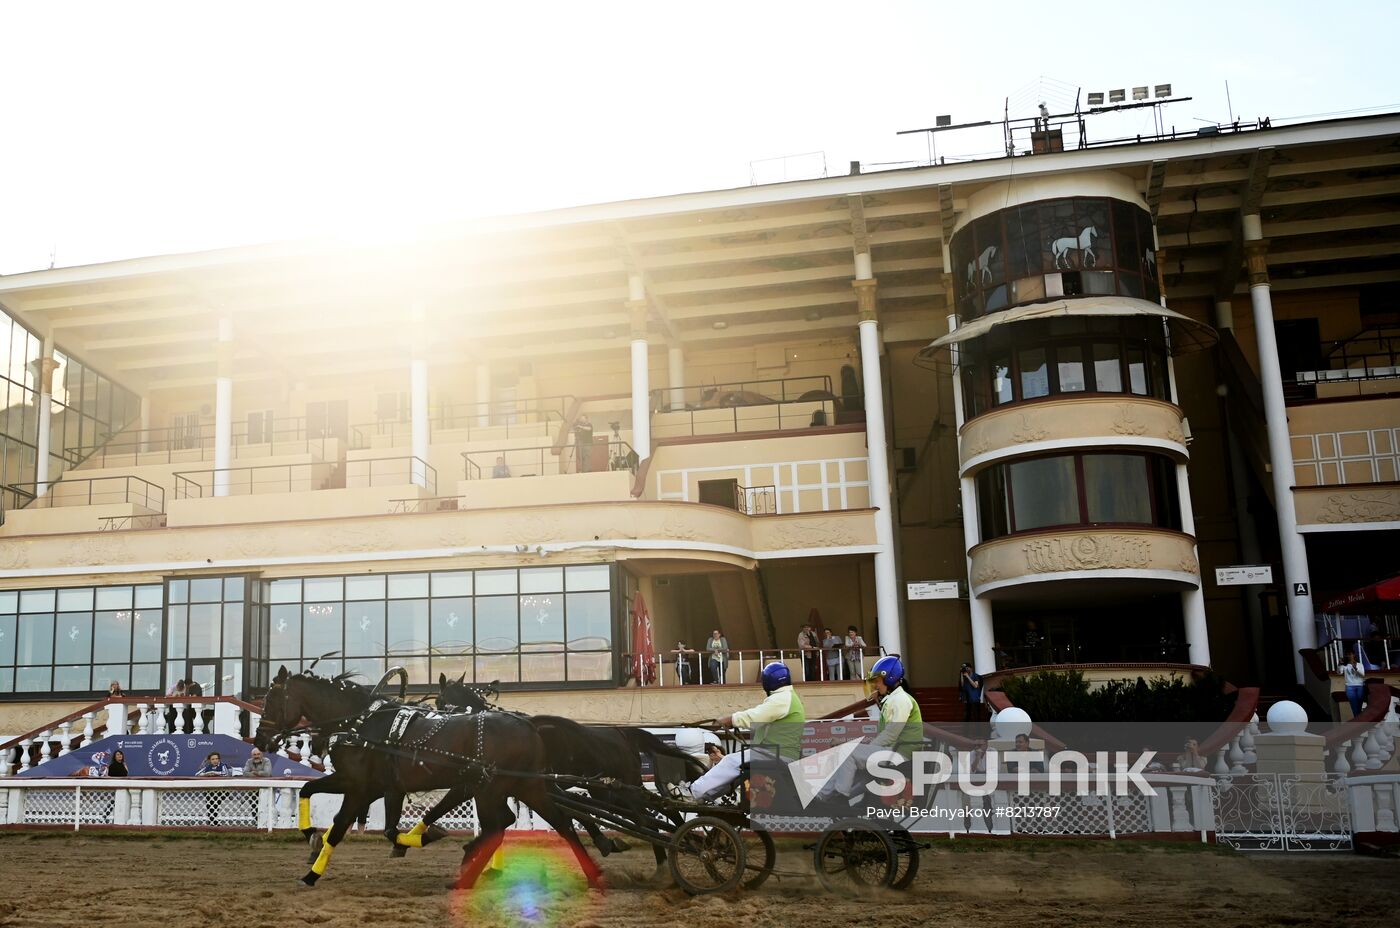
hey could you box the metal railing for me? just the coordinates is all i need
[1320,636,1400,672]
[10,476,165,511]
[463,440,637,479]
[635,646,883,687]
[97,513,168,532]
[996,642,1192,669]
[651,392,861,439]
[349,396,573,450]
[735,484,778,516]
[666,375,835,408]
[388,496,464,514]
[344,456,437,494]
[64,419,329,468]
[173,462,334,499]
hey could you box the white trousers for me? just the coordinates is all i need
[691,748,749,801]
[826,743,907,798]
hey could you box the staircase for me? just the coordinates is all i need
[913,686,967,723]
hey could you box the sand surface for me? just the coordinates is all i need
[0,831,1396,928]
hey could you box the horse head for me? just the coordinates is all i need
[437,672,495,714]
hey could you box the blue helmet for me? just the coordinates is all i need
[760,661,792,693]
[869,655,905,687]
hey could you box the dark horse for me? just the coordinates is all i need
[437,673,705,877]
[254,666,604,889]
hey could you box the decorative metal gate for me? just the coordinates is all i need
[1212,773,1352,851]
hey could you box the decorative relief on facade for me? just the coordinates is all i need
[1165,425,1187,445]
[1021,534,1152,573]
[1175,552,1201,574]
[767,520,857,550]
[1111,405,1150,436]
[658,513,703,542]
[1009,414,1049,444]
[0,541,30,570]
[505,513,567,545]
[1314,491,1400,524]
[973,564,1001,585]
[965,434,993,458]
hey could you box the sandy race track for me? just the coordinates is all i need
[0,831,1396,928]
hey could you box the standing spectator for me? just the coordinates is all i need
[706,629,729,684]
[821,627,843,681]
[107,680,124,697]
[491,455,511,478]
[573,414,594,472]
[164,679,186,734]
[797,624,819,681]
[844,625,867,680]
[197,751,232,827]
[958,662,984,722]
[672,640,696,686]
[1340,650,1368,718]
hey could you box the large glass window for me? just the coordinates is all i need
[975,452,1181,540]
[0,583,164,696]
[959,317,1170,419]
[257,565,615,688]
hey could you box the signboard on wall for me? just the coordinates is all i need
[17,734,323,778]
[907,581,959,600]
[1215,565,1274,587]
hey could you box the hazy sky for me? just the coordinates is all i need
[1,1,1395,274]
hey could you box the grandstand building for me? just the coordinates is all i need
[1,111,1399,736]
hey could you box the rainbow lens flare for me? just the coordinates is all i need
[449,836,606,927]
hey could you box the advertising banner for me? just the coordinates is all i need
[17,733,323,778]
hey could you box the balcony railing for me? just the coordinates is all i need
[345,456,437,494]
[98,513,168,531]
[10,476,165,511]
[463,441,637,480]
[735,484,778,516]
[349,395,574,449]
[64,420,330,468]
[633,646,884,687]
[173,462,334,498]
[388,496,464,514]
[996,642,1191,669]
[1319,637,1400,673]
[665,375,836,408]
[1288,325,1400,400]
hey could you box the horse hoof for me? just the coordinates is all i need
[306,833,323,865]
[390,844,408,858]
[423,824,450,845]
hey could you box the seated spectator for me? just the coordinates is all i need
[197,752,231,827]
[1009,733,1045,773]
[704,743,725,768]
[107,749,129,778]
[1140,746,1165,773]
[492,455,511,478]
[1178,738,1209,771]
[242,747,273,777]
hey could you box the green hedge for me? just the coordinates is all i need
[998,670,1236,722]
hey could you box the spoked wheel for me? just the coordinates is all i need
[668,816,747,895]
[813,821,896,893]
[742,829,777,890]
[890,830,921,890]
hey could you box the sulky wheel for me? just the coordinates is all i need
[890,830,921,890]
[813,821,896,894]
[741,829,777,890]
[668,815,748,895]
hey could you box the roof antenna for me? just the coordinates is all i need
[1225,80,1234,124]
[49,244,57,270]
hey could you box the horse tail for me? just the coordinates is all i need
[617,727,706,786]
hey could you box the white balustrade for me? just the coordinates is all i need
[18,739,33,774]
[275,787,293,828]
[133,703,148,734]
[1240,716,1258,764]
[80,713,95,747]
[1212,747,1230,776]
[196,702,209,734]
[128,787,142,824]
[1351,736,1369,770]
[1227,734,1248,774]
[110,703,128,737]
[1334,741,1352,774]
[38,732,53,765]
[56,722,72,757]
[1363,729,1384,770]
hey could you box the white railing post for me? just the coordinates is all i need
[57,722,72,757]
[73,784,82,831]
[80,712,95,747]
[114,788,130,825]
[196,702,209,735]
[1333,741,1352,774]
[19,739,33,774]
[38,732,53,766]
[129,787,142,825]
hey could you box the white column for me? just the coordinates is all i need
[1164,346,1211,666]
[667,345,685,412]
[475,364,491,428]
[1244,215,1316,683]
[627,275,651,461]
[33,338,56,497]
[855,258,902,656]
[947,313,997,674]
[1213,299,1234,332]
[409,304,429,489]
[213,316,234,497]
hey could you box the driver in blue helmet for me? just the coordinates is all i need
[822,654,923,801]
[685,660,806,801]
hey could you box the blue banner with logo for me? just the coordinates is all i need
[17,733,323,778]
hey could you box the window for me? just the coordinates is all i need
[0,583,164,696]
[1018,348,1049,400]
[975,452,1181,541]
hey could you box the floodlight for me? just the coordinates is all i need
[936,115,952,127]
[1087,92,1104,106]
[1155,83,1172,98]
[1133,86,1148,100]
[1109,89,1125,103]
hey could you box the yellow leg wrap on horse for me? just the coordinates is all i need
[408,821,428,837]
[395,832,424,848]
[488,848,505,872]
[298,798,311,831]
[311,831,335,875]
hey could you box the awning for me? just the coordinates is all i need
[1320,575,1400,614]
[916,296,1218,365]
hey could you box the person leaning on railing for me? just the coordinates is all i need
[843,626,867,680]
[706,629,729,684]
[822,627,843,681]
